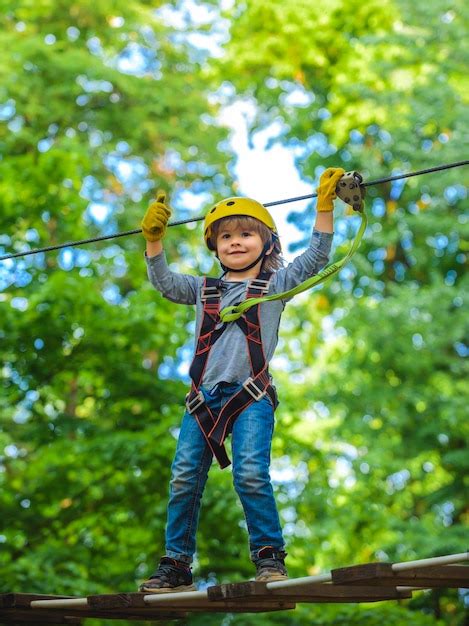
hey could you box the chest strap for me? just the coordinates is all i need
[186,274,277,469]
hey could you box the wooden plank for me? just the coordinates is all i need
[3,558,464,622]
[0,594,75,609]
[387,565,469,588]
[0,609,82,624]
[331,564,469,588]
[2,603,294,618]
[87,590,294,611]
[168,599,295,612]
[87,593,148,609]
[0,608,186,622]
[78,609,187,620]
[1,593,295,618]
[271,584,411,603]
[0,593,187,621]
[332,563,394,584]
[176,601,296,612]
[208,581,268,600]
[1,584,409,619]
[208,581,412,603]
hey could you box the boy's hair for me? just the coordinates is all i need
[210,215,284,273]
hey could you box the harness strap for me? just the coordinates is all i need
[207,370,276,448]
[186,273,275,469]
[192,401,232,469]
[184,277,231,468]
[189,278,225,389]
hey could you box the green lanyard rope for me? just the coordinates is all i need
[219,211,368,323]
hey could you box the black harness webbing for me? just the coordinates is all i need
[186,273,278,469]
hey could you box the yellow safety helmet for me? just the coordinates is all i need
[204,197,278,250]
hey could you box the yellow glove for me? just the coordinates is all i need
[141,191,172,242]
[317,167,345,212]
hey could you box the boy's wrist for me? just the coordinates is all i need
[146,240,164,257]
[314,211,334,234]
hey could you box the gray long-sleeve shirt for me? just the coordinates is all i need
[146,229,333,388]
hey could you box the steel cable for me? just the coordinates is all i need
[0,159,467,262]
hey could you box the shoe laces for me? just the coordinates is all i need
[151,557,189,582]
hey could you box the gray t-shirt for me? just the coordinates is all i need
[146,229,333,388]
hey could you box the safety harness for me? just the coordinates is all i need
[185,171,367,468]
[185,273,278,469]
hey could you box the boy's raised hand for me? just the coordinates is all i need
[317,167,345,212]
[141,191,172,242]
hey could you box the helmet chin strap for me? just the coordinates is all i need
[217,240,272,275]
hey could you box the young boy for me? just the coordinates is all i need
[139,167,345,592]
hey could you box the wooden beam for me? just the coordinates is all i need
[331,564,469,588]
[0,609,82,624]
[207,580,412,603]
[0,593,76,608]
[87,591,295,613]
[2,552,466,622]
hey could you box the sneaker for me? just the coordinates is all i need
[254,546,288,582]
[139,557,196,593]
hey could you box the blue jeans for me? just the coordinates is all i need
[165,382,285,564]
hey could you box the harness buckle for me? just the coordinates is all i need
[248,278,270,294]
[186,390,205,413]
[242,377,266,401]
[201,285,220,301]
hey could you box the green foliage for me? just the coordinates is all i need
[211,0,468,624]
[1,1,467,625]
[0,0,231,609]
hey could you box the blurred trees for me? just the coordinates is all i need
[0,0,233,601]
[216,0,468,623]
[1,1,467,625]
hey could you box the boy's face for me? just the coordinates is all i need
[215,222,266,272]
